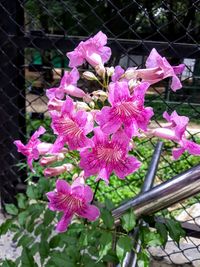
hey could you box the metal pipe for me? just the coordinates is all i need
[112,164,200,221]
[123,142,163,267]
[141,142,163,193]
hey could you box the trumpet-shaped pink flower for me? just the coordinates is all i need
[151,111,200,159]
[96,82,153,138]
[146,48,185,91]
[67,31,111,68]
[14,126,46,171]
[46,178,100,232]
[50,97,93,152]
[46,68,86,100]
[80,128,141,184]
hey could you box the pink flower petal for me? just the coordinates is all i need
[108,81,130,105]
[171,75,182,92]
[56,179,71,194]
[172,147,185,160]
[77,204,100,221]
[96,167,111,184]
[112,66,125,82]
[56,213,73,232]
[173,64,185,75]
[96,107,121,135]
[114,156,141,179]
[184,140,200,156]
[31,126,46,140]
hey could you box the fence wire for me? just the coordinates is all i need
[1,0,200,266]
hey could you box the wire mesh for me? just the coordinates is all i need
[1,0,200,265]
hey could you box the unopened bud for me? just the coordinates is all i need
[106,67,115,77]
[95,64,105,77]
[89,101,95,109]
[124,68,137,80]
[40,153,65,166]
[82,71,98,81]
[83,94,92,103]
[128,79,141,94]
[75,101,91,111]
[44,163,74,177]
[92,90,108,102]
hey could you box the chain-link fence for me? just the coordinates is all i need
[1,0,200,266]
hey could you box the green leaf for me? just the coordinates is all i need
[49,235,61,249]
[50,252,74,267]
[39,241,49,264]
[140,226,162,247]
[1,259,15,267]
[121,210,136,232]
[30,243,39,256]
[144,231,163,247]
[0,219,13,235]
[166,219,185,244]
[16,193,27,209]
[21,248,38,267]
[98,232,113,261]
[105,198,115,211]
[116,236,132,264]
[137,250,150,267]
[101,208,114,229]
[43,209,55,226]
[18,235,34,247]
[5,204,18,215]
[26,185,41,199]
[34,224,43,236]
[155,222,168,246]
[79,231,88,247]
[13,231,22,242]
[82,255,105,267]
[18,211,29,226]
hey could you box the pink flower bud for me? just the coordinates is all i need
[40,153,65,166]
[82,71,98,81]
[75,101,91,111]
[136,67,163,81]
[95,64,105,77]
[44,163,74,177]
[124,68,137,80]
[151,128,177,141]
[92,90,108,102]
[106,67,114,77]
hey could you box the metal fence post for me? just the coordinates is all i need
[0,0,26,206]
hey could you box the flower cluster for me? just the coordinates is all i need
[14,31,200,232]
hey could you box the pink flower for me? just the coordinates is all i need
[67,31,111,68]
[80,128,141,184]
[96,82,154,138]
[145,48,185,91]
[50,96,93,152]
[151,111,200,159]
[14,126,46,171]
[46,68,86,100]
[46,178,100,232]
